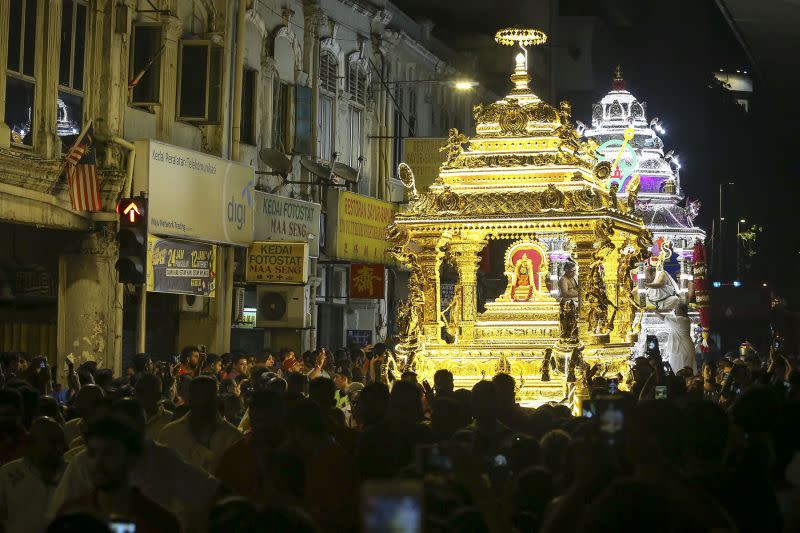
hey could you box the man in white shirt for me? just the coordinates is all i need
[134,373,173,440]
[48,398,219,532]
[0,417,66,533]
[63,384,105,445]
[158,376,241,473]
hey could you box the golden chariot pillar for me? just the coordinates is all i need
[389,28,651,406]
[448,239,487,341]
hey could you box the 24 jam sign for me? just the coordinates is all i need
[349,264,385,299]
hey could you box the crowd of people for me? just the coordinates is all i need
[0,337,797,532]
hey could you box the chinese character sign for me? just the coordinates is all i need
[349,264,385,299]
[329,191,396,264]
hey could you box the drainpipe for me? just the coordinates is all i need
[231,0,247,162]
[110,137,136,199]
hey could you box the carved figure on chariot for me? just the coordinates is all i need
[388,28,653,409]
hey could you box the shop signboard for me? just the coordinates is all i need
[133,139,254,246]
[346,330,373,347]
[246,241,308,284]
[326,190,396,265]
[253,192,321,257]
[146,236,216,296]
[349,264,385,299]
[402,137,447,193]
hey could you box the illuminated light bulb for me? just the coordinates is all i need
[515,52,526,66]
[454,81,477,90]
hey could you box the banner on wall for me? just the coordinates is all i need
[326,190,396,265]
[246,241,308,284]
[133,139,254,246]
[253,192,320,257]
[147,236,216,296]
[349,264,385,299]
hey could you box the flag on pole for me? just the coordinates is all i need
[64,123,102,212]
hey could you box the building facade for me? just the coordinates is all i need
[0,0,491,371]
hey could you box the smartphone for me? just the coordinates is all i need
[655,385,667,399]
[109,521,136,533]
[416,444,452,474]
[608,379,619,395]
[39,360,47,370]
[361,480,422,533]
[581,400,596,418]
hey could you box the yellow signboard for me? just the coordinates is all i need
[329,191,396,264]
[247,241,308,284]
[402,137,447,193]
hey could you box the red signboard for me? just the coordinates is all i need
[349,264,385,299]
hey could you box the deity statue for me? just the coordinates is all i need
[616,243,643,335]
[405,254,425,337]
[541,347,552,382]
[640,264,681,312]
[441,128,469,166]
[512,252,535,301]
[609,181,620,210]
[441,282,463,337]
[585,256,615,334]
[684,198,701,225]
[625,174,641,213]
[558,262,579,342]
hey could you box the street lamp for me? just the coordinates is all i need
[737,218,747,279]
[376,79,480,91]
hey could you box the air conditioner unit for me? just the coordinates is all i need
[256,285,309,328]
[180,294,205,313]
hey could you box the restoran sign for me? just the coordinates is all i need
[326,190,396,264]
[133,139,254,246]
[246,241,308,284]
[254,192,320,257]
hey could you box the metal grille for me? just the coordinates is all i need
[320,51,338,94]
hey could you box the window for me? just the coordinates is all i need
[318,95,333,160]
[129,25,163,106]
[5,0,38,145]
[58,0,88,141]
[272,79,290,152]
[241,69,256,145]
[320,51,338,95]
[348,106,362,168]
[408,87,417,137]
[177,41,223,123]
[348,62,367,105]
[294,85,313,156]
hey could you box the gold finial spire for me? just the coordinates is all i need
[495,28,548,94]
[612,65,625,90]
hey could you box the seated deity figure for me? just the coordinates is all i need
[640,264,681,312]
[511,252,535,301]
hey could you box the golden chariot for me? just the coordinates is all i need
[388,29,653,407]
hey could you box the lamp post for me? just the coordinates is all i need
[717,182,735,279]
[737,218,746,280]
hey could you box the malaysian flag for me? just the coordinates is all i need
[64,123,101,212]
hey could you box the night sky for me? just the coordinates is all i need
[395,0,799,307]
